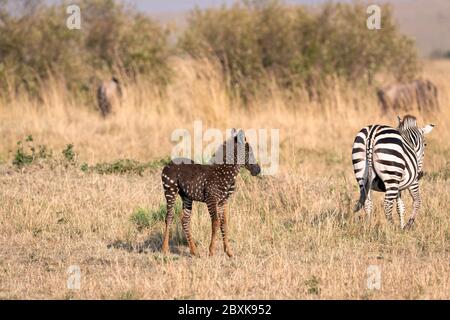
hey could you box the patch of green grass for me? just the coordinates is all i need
[119,290,141,300]
[80,162,89,172]
[146,157,172,169]
[85,157,171,176]
[130,201,182,231]
[305,276,321,295]
[12,136,53,168]
[239,169,252,182]
[90,159,148,175]
[9,138,171,175]
[62,144,76,163]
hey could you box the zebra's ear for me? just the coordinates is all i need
[397,115,402,126]
[230,128,238,137]
[237,130,245,144]
[422,124,435,135]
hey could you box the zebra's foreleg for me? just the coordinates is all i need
[404,182,421,230]
[396,193,406,229]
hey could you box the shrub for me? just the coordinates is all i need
[0,0,171,100]
[179,0,420,99]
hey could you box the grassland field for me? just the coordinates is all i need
[0,58,448,299]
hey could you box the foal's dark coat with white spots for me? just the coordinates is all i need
[161,130,261,257]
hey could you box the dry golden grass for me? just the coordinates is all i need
[0,58,449,299]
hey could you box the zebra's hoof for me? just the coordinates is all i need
[403,219,415,230]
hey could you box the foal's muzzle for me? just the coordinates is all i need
[249,164,261,176]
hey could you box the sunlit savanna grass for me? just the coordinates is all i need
[0,59,449,299]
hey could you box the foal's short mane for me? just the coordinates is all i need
[209,131,242,165]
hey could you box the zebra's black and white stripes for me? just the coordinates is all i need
[352,115,434,229]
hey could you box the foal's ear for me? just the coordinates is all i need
[237,130,245,144]
[422,124,435,135]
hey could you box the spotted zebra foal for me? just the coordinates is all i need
[161,129,261,257]
[352,115,434,229]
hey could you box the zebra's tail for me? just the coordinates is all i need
[354,132,375,212]
[354,164,372,212]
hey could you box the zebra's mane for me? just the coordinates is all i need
[209,136,235,165]
[397,115,421,149]
[398,115,417,132]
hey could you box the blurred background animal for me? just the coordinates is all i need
[377,79,439,113]
[97,77,122,117]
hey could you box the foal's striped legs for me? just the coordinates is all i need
[181,198,198,256]
[220,204,233,257]
[207,201,233,257]
[162,188,178,254]
[207,200,220,256]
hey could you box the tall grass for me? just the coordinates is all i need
[0,57,448,299]
[0,0,448,300]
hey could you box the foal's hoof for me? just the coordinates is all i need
[161,246,170,255]
[225,250,233,258]
[190,251,201,258]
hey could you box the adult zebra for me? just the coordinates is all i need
[352,115,434,229]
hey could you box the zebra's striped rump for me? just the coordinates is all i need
[352,115,435,228]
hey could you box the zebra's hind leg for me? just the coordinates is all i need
[396,193,406,229]
[383,184,399,225]
[162,196,176,254]
[207,200,220,257]
[404,182,421,230]
[363,192,373,219]
[181,198,198,257]
[219,204,233,258]
[161,172,179,254]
